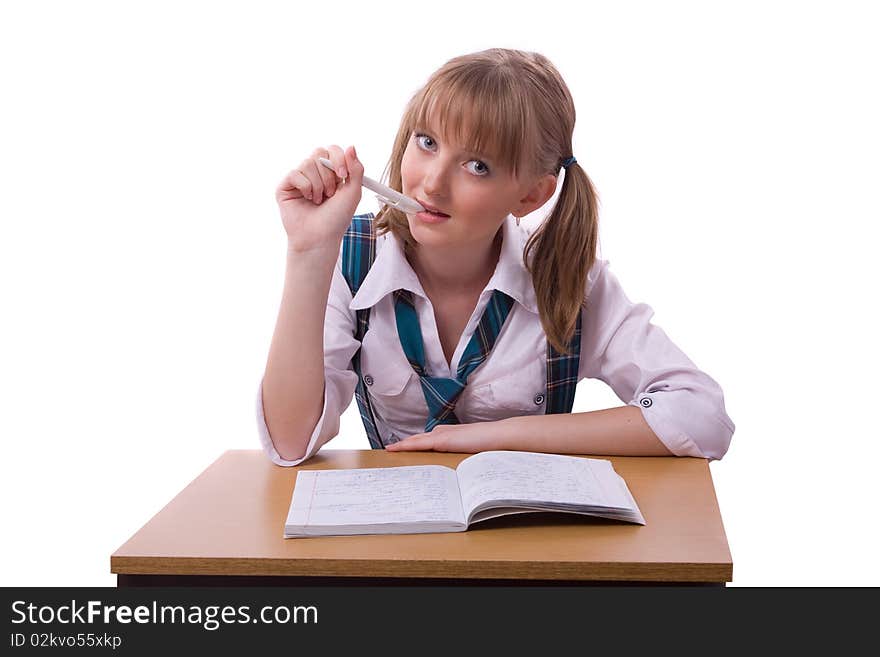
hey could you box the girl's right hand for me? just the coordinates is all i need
[276,144,364,253]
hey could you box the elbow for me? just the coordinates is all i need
[257,373,353,466]
[258,381,333,466]
[271,430,312,463]
[691,413,735,461]
[688,386,735,461]
[262,400,321,462]
[268,408,341,464]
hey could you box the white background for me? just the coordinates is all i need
[2,1,877,587]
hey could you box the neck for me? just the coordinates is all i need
[408,230,503,296]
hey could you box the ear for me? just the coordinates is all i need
[511,173,558,218]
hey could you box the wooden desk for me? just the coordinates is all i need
[111,450,732,586]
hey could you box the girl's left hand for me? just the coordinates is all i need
[385,423,502,453]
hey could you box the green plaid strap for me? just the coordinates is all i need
[340,213,383,449]
[545,312,582,414]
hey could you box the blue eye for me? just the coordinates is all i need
[415,133,436,150]
[468,161,490,176]
[413,132,490,177]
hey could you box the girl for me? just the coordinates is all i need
[259,48,734,466]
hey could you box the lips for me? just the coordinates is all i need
[416,198,450,217]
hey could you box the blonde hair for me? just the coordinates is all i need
[375,48,599,353]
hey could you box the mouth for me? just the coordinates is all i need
[415,198,450,218]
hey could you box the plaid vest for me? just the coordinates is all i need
[341,213,581,449]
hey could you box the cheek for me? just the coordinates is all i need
[400,147,418,191]
[462,191,506,219]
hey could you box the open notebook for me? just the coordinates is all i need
[284,450,644,538]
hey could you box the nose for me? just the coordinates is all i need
[422,161,451,199]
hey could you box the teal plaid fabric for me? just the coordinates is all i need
[340,214,581,448]
[341,213,383,449]
[546,312,582,414]
[394,288,514,431]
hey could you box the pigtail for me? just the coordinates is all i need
[524,161,599,354]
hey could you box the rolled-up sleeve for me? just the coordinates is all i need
[579,260,735,460]
[256,255,361,467]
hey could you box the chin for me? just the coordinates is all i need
[405,214,445,244]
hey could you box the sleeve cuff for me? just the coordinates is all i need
[629,390,734,460]
[255,379,336,467]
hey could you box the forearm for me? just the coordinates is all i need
[262,245,338,460]
[492,406,674,457]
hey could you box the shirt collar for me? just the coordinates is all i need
[349,215,539,314]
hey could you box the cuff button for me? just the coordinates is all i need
[640,397,653,408]
[534,393,545,405]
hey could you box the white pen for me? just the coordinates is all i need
[317,156,425,215]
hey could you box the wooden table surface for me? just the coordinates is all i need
[111,449,732,584]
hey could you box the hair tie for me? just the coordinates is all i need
[560,156,577,170]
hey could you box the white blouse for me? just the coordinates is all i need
[257,216,734,465]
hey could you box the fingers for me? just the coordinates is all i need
[310,147,338,200]
[276,145,357,206]
[326,144,347,181]
[280,157,325,205]
[344,145,363,184]
[386,434,433,451]
[275,169,305,203]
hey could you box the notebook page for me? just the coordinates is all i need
[286,465,465,528]
[455,451,631,517]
